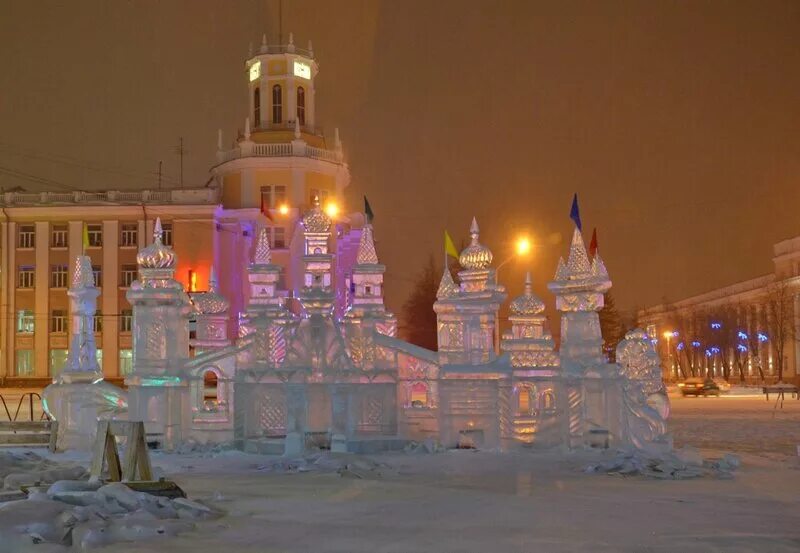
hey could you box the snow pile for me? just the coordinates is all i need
[0,452,224,552]
[0,481,223,551]
[0,450,86,490]
[585,446,741,479]
[255,451,395,478]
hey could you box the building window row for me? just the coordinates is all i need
[14,309,132,334]
[17,264,139,289]
[14,348,133,378]
[17,222,160,250]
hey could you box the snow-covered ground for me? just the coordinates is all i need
[3,395,800,552]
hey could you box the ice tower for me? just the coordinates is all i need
[125,218,193,449]
[548,227,612,372]
[42,256,127,450]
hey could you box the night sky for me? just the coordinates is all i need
[1,1,799,320]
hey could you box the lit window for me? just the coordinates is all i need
[86,224,102,247]
[517,385,535,415]
[272,85,282,124]
[119,349,133,375]
[50,310,67,333]
[16,349,34,376]
[93,314,103,333]
[260,185,273,209]
[18,266,35,289]
[297,86,305,126]
[18,225,35,249]
[161,223,173,246]
[51,225,68,248]
[254,87,261,124]
[410,382,428,407]
[120,265,137,288]
[51,264,68,288]
[120,309,133,333]
[120,223,138,247]
[49,349,68,376]
[16,310,34,333]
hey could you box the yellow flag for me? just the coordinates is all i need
[444,230,459,259]
[82,223,90,251]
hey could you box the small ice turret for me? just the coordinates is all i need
[190,267,231,352]
[42,256,127,450]
[502,272,559,368]
[434,218,506,365]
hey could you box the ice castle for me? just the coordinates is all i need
[103,200,669,455]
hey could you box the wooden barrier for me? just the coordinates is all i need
[0,420,58,452]
[89,420,152,482]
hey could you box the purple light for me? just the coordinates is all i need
[672,331,679,337]
[691,341,701,348]
[710,347,721,354]
[650,339,658,345]
[677,342,685,351]
[737,344,748,353]
[711,322,722,330]
[705,349,712,357]
[758,333,768,342]
[737,331,748,340]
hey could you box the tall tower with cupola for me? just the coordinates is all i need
[210,33,354,333]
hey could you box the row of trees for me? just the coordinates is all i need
[656,281,795,382]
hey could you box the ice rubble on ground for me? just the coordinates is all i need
[0,451,222,552]
[585,446,741,479]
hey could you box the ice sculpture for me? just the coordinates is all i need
[616,328,672,452]
[42,256,127,451]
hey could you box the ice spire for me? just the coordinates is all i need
[209,266,220,293]
[436,267,458,299]
[509,271,545,315]
[458,216,493,270]
[356,225,379,265]
[72,255,95,288]
[294,117,301,139]
[253,227,272,265]
[563,227,592,277]
[154,217,163,243]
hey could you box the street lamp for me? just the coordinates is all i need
[663,330,678,379]
[324,201,339,218]
[494,235,532,354]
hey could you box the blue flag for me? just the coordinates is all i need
[569,193,582,231]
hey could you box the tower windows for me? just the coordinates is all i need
[272,85,282,124]
[297,86,305,126]
[254,87,261,125]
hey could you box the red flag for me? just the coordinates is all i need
[261,195,273,222]
[589,228,598,259]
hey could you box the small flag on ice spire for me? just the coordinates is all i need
[569,193,582,231]
[589,228,598,259]
[364,195,374,223]
[444,230,459,259]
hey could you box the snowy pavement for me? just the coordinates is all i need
[109,396,800,553]
[3,396,800,552]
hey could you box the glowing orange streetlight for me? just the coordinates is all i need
[494,235,533,354]
[325,201,339,218]
[278,203,290,215]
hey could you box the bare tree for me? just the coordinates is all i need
[400,255,440,351]
[764,280,795,382]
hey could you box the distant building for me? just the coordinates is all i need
[0,36,359,385]
[638,235,800,383]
